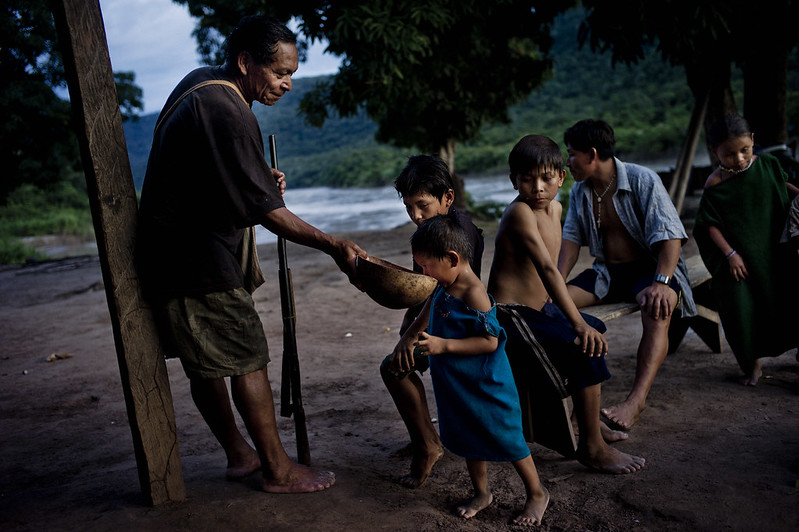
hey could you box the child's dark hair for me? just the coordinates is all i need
[411,213,473,264]
[225,15,297,68]
[509,135,564,176]
[564,119,616,161]
[394,155,454,200]
[708,114,753,149]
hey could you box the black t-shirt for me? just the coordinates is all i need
[136,67,285,298]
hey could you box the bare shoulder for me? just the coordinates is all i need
[704,169,722,189]
[502,200,540,232]
[461,281,492,312]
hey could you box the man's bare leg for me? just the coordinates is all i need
[575,384,645,474]
[510,455,549,526]
[230,367,335,493]
[457,459,493,519]
[739,358,763,386]
[380,364,444,488]
[601,308,672,431]
[190,377,261,480]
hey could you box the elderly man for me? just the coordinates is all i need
[558,119,695,431]
[136,15,365,493]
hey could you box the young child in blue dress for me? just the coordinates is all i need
[395,212,548,526]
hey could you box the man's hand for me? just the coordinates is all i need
[270,167,286,197]
[638,282,676,320]
[332,239,367,290]
[573,322,608,357]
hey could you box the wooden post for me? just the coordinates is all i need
[669,91,709,215]
[51,0,185,505]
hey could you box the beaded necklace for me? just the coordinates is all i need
[592,177,615,229]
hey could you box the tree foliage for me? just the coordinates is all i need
[579,0,799,147]
[0,0,144,205]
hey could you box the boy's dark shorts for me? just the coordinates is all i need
[152,287,270,380]
[381,351,429,379]
[497,303,610,396]
[567,261,681,303]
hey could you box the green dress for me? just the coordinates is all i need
[694,154,799,373]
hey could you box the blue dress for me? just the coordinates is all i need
[426,286,531,462]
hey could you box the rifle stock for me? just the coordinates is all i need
[270,135,311,466]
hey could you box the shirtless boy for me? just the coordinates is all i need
[558,119,695,430]
[380,154,484,488]
[488,134,645,474]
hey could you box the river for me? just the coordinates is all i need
[254,173,519,244]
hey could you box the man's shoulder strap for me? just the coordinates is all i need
[154,80,247,135]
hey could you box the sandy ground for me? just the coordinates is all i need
[2,221,799,531]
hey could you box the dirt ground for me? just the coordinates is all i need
[2,222,798,531]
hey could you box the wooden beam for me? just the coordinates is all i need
[669,91,709,215]
[51,0,185,505]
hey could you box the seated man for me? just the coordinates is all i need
[488,134,644,473]
[557,119,696,430]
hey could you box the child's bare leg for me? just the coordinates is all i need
[190,377,261,480]
[380,364,443,488]
[457,459,492,519]
[511,455,549,526]
[575,384,645,474]
[571,408,628,443]
[231,367,335,493]
[601,309,672,430]
[739,359,762,386]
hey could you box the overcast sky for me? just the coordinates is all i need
[98,0,341,114]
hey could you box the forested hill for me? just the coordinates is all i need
[121,7,735,190]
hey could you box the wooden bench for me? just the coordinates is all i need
[518,254,721,458]
[581,254,722,354]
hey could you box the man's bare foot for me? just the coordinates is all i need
[261,463,336,493]
[512,484,549,526]
[739,360,762,386]
[601,399,644,431]
[225,447,261,481]
[390,442,413,458]
[398,446,444,488]
[577,444,645,474]
[456,492,493,519]
[600,420,629,443]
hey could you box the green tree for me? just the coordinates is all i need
[0,0,144,204]
[176,0,575,207]
[579,0,799,149]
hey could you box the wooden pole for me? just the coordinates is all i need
[669,91,709,215]
[51,0,185,505]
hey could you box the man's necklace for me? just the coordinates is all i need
[592,177,615,230]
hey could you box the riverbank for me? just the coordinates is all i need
[2,221,798,531]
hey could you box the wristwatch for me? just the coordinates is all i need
[654,273,671,285]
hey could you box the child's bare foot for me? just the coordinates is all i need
[577,444,645,474]
[398,445,444,488]
[225,447,261,481]
[739,360,762,386]
[601,399,644,431]
[512,484,549,526]
[600,420,628,443]
[261,463,336,493]
[456,492,493,519]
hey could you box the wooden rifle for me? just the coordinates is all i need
[269,134,311,466]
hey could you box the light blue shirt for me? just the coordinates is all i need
[562,158,696,317]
